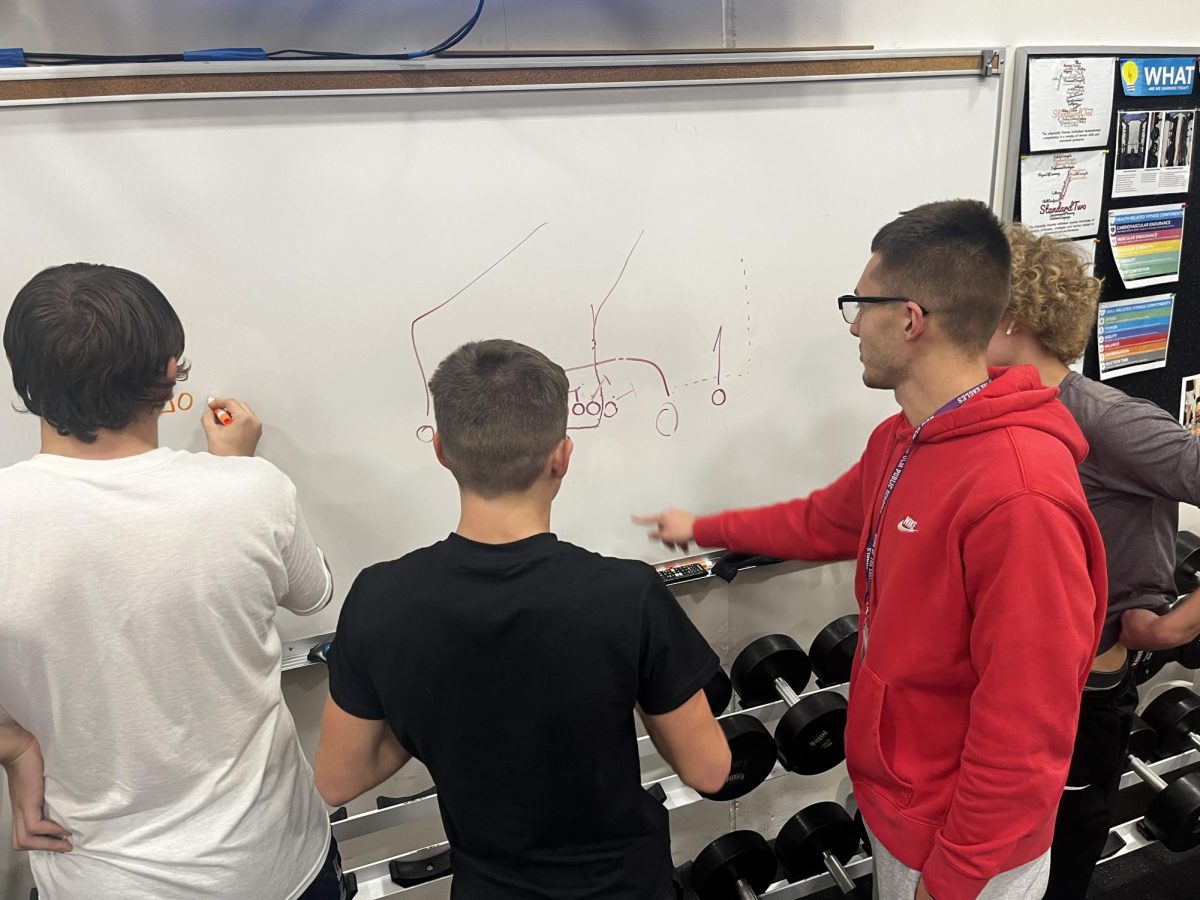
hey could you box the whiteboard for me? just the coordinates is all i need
[0,74,1001,642]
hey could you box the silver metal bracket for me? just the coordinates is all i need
[981,49,1004,77]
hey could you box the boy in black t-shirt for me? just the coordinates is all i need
[314,339,731,899]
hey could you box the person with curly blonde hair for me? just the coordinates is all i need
[988,224,1200,899]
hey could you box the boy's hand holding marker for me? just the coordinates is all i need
[202,396,262,457]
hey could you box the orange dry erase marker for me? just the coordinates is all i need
[207,397,233,426]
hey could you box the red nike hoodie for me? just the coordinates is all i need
[693,366,1106,900]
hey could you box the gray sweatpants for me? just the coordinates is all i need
[865,823,1051,899]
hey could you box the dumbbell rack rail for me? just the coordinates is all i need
[346,842,880,900]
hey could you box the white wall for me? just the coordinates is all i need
[3,2,1200,897]
[4,1,1200,55]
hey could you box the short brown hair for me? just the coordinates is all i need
[1005,224,1101,365]
[4,263,189,443]
[871,199,1011,352]
[429,339,569,496]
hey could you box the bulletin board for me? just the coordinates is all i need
[1002,47,1200,422]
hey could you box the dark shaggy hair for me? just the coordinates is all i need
[4,263,189,442]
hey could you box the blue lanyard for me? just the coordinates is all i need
[860,379,990,659]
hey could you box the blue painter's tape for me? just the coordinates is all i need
[183,48,267,62]
[0,48,27,68]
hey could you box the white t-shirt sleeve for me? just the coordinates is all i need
[0,703,14,727]
[280,501,334,616]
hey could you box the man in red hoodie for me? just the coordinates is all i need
[636,199,1106,900]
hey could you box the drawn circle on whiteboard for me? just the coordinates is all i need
[585,401,602,417]
[710,388,727,407]
[603,401,619,418]
[572,402,587,416]
[176,392,194,411]
[416,425,435,443]
[656,402,679,437]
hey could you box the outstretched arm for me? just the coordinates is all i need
[635,461,866,561]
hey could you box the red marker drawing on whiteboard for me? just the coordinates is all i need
[207,397,233,426]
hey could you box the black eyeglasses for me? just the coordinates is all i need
[837,294,930,325]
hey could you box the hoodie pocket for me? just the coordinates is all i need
[846,664,914,807]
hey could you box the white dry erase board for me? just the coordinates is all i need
[0,51,1005,646]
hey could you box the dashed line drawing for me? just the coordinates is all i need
[408,224,748,442]
[744,257,752,371]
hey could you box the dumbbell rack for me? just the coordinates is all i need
[335,681,850,899]
[1104,744,1200,862]
[280,550,782,671]
[287,541,1200,896]
[333,714,1200,899]
[678,737,1200,900]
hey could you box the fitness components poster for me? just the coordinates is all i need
[1108,203,1186,288]
[1097,294,1175,381]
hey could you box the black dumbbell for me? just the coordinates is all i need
[700,714,778,801]
[731,635,848,774]
[1176,531,1200,596]
[852,808,870,854]
[690,830,778,900]
[696,664,777,801]
[1123,703,1200,851]
[809,616,859,688]
[1130,648,1174,685]
[1142,686,1200,757]
[775,802,865,895]
[1127,714,1159,764]
[1176,637,1200,671]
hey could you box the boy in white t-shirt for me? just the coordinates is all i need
[1,264,342,900]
